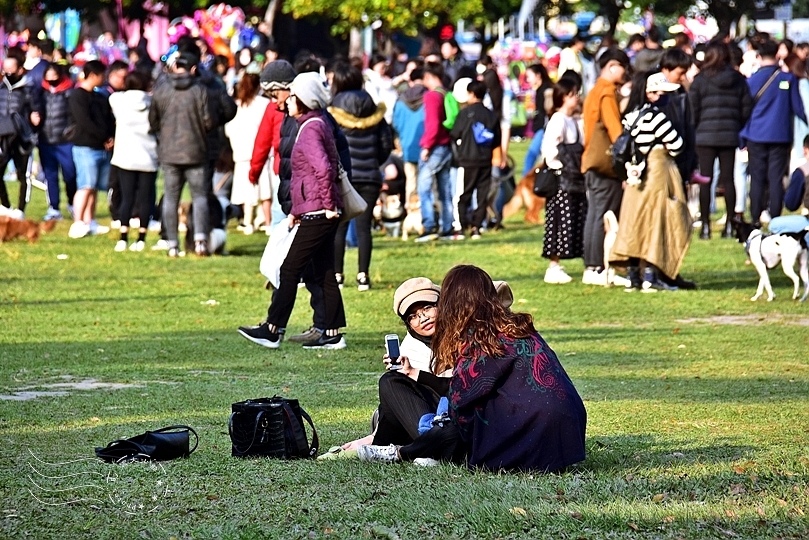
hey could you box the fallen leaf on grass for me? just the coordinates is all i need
[776,498,788,507]
[570,511,582,520]
[725,509,737,518]
[729,484,746,495]
[627,522,639,531]
[793,506,805,516]
[652,493,667,503]
[370,525,401,540]
[510,507,527,517]
[662,515,675,523]
[756,506,766,517]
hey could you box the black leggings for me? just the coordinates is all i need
[334,183,381,275]
[117,169,157,230]
[0,149,29,211]
[697,146,736,223]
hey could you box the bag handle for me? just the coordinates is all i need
[228,411,265,455]
[149,425,199,455]
[274,397,319,458]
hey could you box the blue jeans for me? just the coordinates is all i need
[72,146,111,191]
[39,142,77,210]
[417,145,453,233]
[522,129,544,176]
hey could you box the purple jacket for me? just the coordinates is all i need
[290,110,342,216]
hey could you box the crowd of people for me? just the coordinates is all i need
[2,28,809,332]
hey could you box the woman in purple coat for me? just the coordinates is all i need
[238,72,347,350]
[357,265,587,472]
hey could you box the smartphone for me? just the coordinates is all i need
[385,334,402,370]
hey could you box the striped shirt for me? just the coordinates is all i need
[623,105,683,157]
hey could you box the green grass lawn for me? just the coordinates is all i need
[1,148,808,539]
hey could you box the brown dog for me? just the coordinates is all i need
[502,168,546,225]
[0,216,56,243]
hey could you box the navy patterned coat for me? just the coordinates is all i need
[449,331,587,472]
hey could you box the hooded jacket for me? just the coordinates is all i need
[392,84,426,163]
[329,89,393,184]
[689,68,753,148]
[0,74,36,139]
[290,110,342,216]
[197,68,237,162]
[149,73,213,166]
[109,90,158,172]
[39,77,73,145]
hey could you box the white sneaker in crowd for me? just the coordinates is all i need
[9,208,24,220]
[152,239,169,251]
[114,240,127,252]
[148,220,161,232]
[582,268,609,286]
[544,265,572,284]
[413,457,440,467]
[356,444,400,463]
[129,241,145,252]
[89,221,110,235]
[760,210,771,225]
[608,269,632,288]
[68,221,89,239]
[109,220,121,229]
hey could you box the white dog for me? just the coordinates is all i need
[735,220,809,302]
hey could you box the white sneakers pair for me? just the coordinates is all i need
[68,220,110,239]
[544,265,572,284]
[581,268,631,288]
[114,240,146,252]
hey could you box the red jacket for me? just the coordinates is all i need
[419,89,451,151]
[249,101,284,184]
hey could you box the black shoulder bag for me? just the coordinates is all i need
[611,110,644,178]
[95,425,199,463]
[557,124,586,194]
[229,396,319,459]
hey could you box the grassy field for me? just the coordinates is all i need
[1,149,808,539]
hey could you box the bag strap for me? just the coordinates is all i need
[279,401,318,458]
[295,117,325,144]
[149,425,199,455]
[754,67,781,104]
[228,411,265,455]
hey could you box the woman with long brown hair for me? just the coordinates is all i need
[357,265,587,472]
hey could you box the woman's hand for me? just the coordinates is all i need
[287,214,300,230]
[325,209,340,220]
[383,354,417,380]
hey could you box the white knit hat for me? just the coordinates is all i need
[289,72,331,109]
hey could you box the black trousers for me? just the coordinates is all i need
[458,165,492,230]
[267,217,346,331]
[117,169,157,231]
[697,146,736,223]
[270,261,326,330]
[398,422,465,463]
[747,141,790,224]
[334,183,381,275]
[583,171,623,268]
[0,148,29,211]
[372,371,441,446]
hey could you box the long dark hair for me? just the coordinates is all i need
[481,69,503,118]
[700,42,730,75]
[330,62,363,96]
[551,78,580,115]
[431,265,534,374]
[623,70,651,118]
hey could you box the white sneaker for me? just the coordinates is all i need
[114,240,127,252]
[109,220,121,229]
[242,224,254,235]
[68,221,89,239]
[148,220,161,232]
[152,239,170,251]
[129,218,141,229]
[582,268,609,286]
[89,221,110,235]
[544,265,572,284]
[413,457,440,467]
[357,444,400,463]
[608,269,631,288]
[9,208,24,220]
[129,240,145,252]
[760,210,772,225]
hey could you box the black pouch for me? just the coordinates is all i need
[229,396,318,459]
[95,425,199,463]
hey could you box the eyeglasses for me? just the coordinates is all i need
[407,304,437,324]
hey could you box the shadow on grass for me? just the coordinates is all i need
[0,293,198,307]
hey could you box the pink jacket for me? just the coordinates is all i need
[290,110,342,216]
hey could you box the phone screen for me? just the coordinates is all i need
[385,334,401,366]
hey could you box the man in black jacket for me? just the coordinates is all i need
[67,60,113,238]
[450,80,502,238]
[0,46,40,218]
[149,51,213,257]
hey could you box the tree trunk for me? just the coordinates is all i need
[264,0,281,36]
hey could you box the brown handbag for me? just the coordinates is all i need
[581,121,617,178]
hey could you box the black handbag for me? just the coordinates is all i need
[532,166,561,198]
[229,396,319,459]
[95,425,199,463]
[611,110,643,178]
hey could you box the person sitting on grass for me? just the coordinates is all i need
[355,264,587,472]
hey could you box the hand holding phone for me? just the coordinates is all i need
[385,334,402,370]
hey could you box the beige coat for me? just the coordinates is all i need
[610,148,693,278]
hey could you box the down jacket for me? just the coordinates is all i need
[329,89,392,184]
[290,110,342,216]
[149,73,213,165]
[688,68,752,148]
[38,77,73,145]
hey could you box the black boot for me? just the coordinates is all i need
[721,220,734,238]
[700,221,711,240]
[625,267,642,291]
